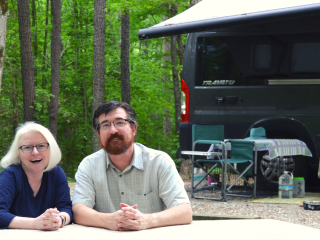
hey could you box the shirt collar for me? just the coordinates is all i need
[105,143,144,171]
[131,143,144,170]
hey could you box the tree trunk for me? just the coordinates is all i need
[176,35,184,66]
[0,1,8,95]
[171,4,181,134]
[171,35,181,134]
[177,34,184,80]
[190,0,202,7]
[17,0,35,121]
[121,9,130,104]
[162,12,171,136]
[31,0,37,79]
[41,0,49,89]
[92,0,106,152]
[49,0,61,138]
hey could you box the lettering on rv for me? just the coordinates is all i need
[202,80,235,86]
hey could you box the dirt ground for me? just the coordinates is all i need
[68,181,320,229]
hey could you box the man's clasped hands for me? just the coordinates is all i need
[113,203,149,231]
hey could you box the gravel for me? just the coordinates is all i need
[185,181,320,229]
[69,182,320,229]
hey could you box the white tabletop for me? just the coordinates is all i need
[1,220,319,240]
[181,150,221,157]
[209,139,312,159]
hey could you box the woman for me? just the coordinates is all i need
[0,122,72,230]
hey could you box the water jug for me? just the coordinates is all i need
[293,177,305,198]
[279,171,293,199]
[194,168,206,188]
[193,168,200,187]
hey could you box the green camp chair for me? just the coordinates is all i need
[223,140,257,198]
[191,125,227,201]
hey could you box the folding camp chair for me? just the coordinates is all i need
[190,125,227,201]
[223,140,257,198]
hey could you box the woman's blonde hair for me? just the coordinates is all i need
[0,122,61,172]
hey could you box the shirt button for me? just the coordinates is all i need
[119,175,122,177]
[121,192,124,195]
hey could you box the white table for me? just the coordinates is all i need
[181,150,223,158]
[209,139,312,159]
[1,220,319,240]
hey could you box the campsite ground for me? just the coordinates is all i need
[68,181,320,229]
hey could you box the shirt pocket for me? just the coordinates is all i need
[132,191,162,214]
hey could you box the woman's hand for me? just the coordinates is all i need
[33,208,62,231]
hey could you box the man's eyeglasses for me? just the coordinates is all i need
[19,143,50,153]
[99,119,132,130]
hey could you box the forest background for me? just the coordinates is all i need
[0,0,201,178]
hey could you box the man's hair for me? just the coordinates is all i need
[0,122,62,171]
[92,101,138,132]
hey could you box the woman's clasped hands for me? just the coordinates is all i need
[34,208,62,231]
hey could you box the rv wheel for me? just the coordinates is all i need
[259,154,295,183]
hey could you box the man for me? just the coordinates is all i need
[72,101,192,231]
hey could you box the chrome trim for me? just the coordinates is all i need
[268,79,320,85]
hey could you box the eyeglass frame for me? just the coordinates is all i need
[19,143,50,153]
[98,118,134,131]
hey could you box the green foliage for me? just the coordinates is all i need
[1,0,189,177]
[67,176,76,183]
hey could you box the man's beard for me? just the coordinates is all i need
[101,132,133,155]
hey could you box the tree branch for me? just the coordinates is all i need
[42,54,51,68]
[60,39,70,58]
[61,60,75,70]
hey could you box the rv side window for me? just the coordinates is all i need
[253,44,272,71]
[195,33,320,87]
[195,36,266,87]
[291,43,320,74]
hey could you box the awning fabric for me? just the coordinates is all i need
[138,0,320,40]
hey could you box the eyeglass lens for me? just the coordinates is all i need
[20,143,49,153]
[100,119,128,129]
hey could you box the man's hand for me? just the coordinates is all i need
[102,203,138,231]
[118,203,150,231]
[105,209,129,231]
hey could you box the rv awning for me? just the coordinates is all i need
[138,0,320,40]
